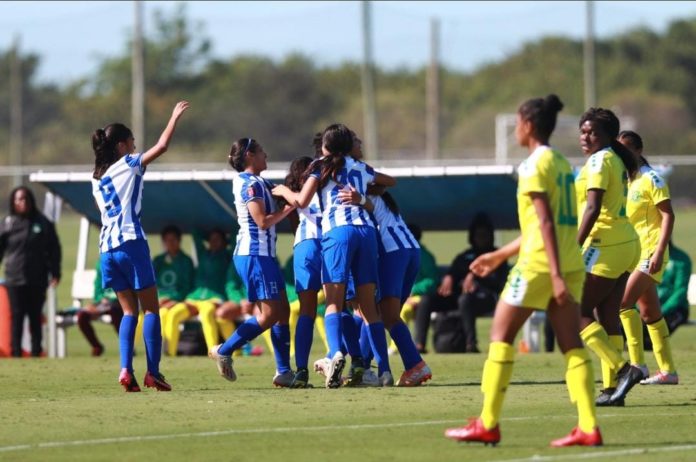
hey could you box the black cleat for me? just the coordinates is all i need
[610,363,644,404]
[290,368,312,388]
[595,388,623,407]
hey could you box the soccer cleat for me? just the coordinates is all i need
[290,368,312,388]
[397,361,432,387]
[550,426,603,447]
[92,344,105,357]
[119,368,141,392]
[379,371,395,387]
[344,357,365,387]
[636,364,649,379]
[144,371,172,391]
[640,371,679,385]
[361,369,380,387]
[326,352,346,389]
[444,418,501,446]
[273,370,295,388]
[209,344,237,382]
[609,363,644,404]
[313,357,331,378]
[595,388,623,407]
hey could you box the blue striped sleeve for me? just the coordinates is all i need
[125,153,145,175]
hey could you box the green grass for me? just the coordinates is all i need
[1,317,696,461]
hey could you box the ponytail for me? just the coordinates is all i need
[610,139,639,180]
[92,123,132,180]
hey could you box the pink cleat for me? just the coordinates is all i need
[144,371,172,391]
[119,368,141,392]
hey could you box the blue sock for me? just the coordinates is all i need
[271,324,291,374]
[119,315,137,372]
[353,314,363,330]
[390,321,422,370]
[360,322,374,366]
[143,313,162,375]
[341,310,363,360]
[295,315,314,370]
[368,322,391,375]
[324,313,343,357]
[219,317,263,356]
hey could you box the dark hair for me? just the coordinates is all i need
[381,191,400,216]
[286,156,313,192]
[312,123,353,188]
[518,94,564,141]
[406,222,422,242]
[579,107,638,179]
[9,186,38,217]
[92,123,133,180]
[618,130,650,167]
[208,228,227,244]
[312,132,323,157]
[468,211,494,248]
[160,224,182,240]
[228,138,258,172]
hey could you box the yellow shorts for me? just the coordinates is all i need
[582,239,640,279]
[635,248,669,284]
[501,266,585,310]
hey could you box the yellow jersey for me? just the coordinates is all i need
[575,148,638,247]
[627,165,671,255]
[516,145,584,273]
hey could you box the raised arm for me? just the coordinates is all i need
[141,101,189,167]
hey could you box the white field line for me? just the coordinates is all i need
[0,412,693,454]
[494,444,696,462]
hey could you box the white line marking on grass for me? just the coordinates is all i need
[0,411,693,454]
[494,444,696,462]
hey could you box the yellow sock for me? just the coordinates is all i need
[165,303,192,356]
[217,318,235,340]
[262,328,274,354]
[564,348,597,433]
[159,307,170,338]
[195,301,220,351]
[315,315,329,353]
[480,341,515,430]
[580,321,625,371]
[289,300,300,358]
[600,335,623,388]
[135,311,144,350]
[620,309,644,366]
[647,318,676,373]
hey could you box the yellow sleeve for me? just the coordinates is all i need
[647,170,670,205]
[518,151,549,194]
[585,152,610,191]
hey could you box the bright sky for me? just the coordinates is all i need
[1,1,695,85]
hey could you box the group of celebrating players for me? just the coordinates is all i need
[90,91,678,448]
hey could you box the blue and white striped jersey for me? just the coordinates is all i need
[310,156,376,233]
[370,195,419,253]
[92,153,147,253]
[232,172,277,257]
[293,193,322,246]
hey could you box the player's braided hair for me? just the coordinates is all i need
[580,108,638,180]
[92,123,132,180]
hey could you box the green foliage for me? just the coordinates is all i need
[3,8,696,165]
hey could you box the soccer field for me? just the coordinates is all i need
[1,318,695,462]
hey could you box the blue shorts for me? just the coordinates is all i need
[294,239,322,293]
[379,249,420,304]
[100,239,156,292]
[234,255,284,302]
[321,225,378,287]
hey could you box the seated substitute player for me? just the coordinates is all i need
[152,225,195,339]
[445,95,602,447]
[164,229,229,356]
[656,240,692,334]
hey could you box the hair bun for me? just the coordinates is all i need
[544,94,564,113]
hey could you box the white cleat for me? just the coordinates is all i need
[209,344,236,382]
[326,352,346,389]
[313,357,331,377]
[640,371,678,385]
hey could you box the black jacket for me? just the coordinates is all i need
[446,247,509,298]
[0,213,61,287]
